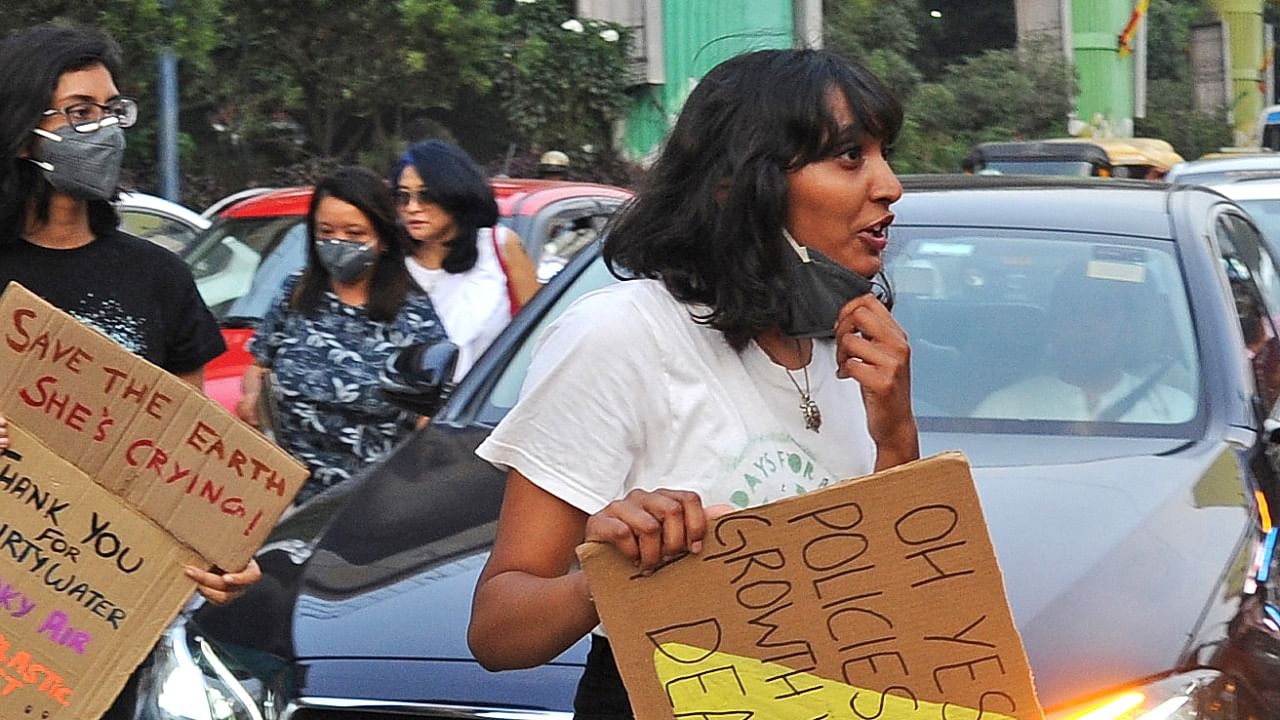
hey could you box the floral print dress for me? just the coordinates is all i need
[249,274,446,505]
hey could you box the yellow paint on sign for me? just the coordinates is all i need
[654,642,1019,720]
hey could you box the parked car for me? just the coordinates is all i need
[1194,178,1280,259]
[200,186,280,220]
[182,179,633,412]
[131,175,1280,720]
[115,190,210,253]
[1167,154,1280,186]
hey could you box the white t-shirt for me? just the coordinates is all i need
[405,226,512,381]
[476,279,877,515]
[973,372,1195,423]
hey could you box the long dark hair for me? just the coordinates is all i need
[0,23,122,244]
[293,166,412,322]
[392,139,499,274]
[604,48,902,350]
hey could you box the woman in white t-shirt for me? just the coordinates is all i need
[469,49,919,718]
[393,139,534,380]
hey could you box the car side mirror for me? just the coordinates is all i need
[379,340,460,417]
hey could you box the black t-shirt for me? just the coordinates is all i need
[0,230,225,373]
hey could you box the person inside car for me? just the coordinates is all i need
[468,48,919,718]
[236,166,447,506]
[972,263,1194,423]
[393,139,539,379]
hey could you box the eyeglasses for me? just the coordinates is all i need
[394,189,434,207]
[41,97,138,133]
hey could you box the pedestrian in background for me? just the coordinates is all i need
[393,139,539,379]
[237,166,446,506]
[468,48,918,718]
[0,21,257,719]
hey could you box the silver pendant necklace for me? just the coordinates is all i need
[783,339,822,433]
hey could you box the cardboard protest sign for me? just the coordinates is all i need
[0,282,308,719]
[578,452,1043,720]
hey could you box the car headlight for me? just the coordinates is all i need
[133,621,276,720]
[1046,670,1235,720]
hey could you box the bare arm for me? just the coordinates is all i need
[835,295,920,470]
[469,470,724,670]
[469,471,598,670]
[236,364,269,427]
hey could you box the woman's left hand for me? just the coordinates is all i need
[834,295,919,468]
[185,559,262,605]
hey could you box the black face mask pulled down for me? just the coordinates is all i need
[779,240,878,339]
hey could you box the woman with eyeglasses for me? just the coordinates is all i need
[237,166,446,506]
[0,22,259,720]
[392,139,538,380]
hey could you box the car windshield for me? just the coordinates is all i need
[182,216,305,318]
[982,160,1095,176]
[476,230,1201,438]
[890,228,1200,435]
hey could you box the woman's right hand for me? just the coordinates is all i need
[0,413,8,451]
[584,489,735,573]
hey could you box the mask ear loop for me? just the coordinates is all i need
[782,229,811,262]
[27,127,61,172]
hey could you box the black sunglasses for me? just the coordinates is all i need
[394,189,434,207]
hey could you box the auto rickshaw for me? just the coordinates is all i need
[963,137,1183,180]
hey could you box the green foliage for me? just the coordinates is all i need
[898,44,1077,173]
[1136,78,1233,158]
[494,0,632,158]
[823,0,922,100]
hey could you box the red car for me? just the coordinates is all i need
[182,179,632,411]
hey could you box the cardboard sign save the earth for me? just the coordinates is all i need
[0,282,308,720]
[578,451,1044,720]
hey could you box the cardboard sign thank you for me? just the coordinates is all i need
[578,452,1044,720]
[0,283,307,720]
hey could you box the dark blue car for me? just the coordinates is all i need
[131,176,1280,720]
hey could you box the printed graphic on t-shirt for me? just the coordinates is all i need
[722,432,838,508]
[73,292,147,356]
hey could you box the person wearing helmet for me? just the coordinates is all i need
[538,150,570,179]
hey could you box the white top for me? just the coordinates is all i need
[973,372,1195,423]
[476,279,877,516]
[405,226,512,381]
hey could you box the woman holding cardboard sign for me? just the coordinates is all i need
[0,23,258,620]
[469,49,918,717]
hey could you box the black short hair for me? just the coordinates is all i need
[392,139,499,275]
[0,23,123,243]
[603,48,902,350]
[294,166,413,322]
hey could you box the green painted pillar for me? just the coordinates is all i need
[1072,0,1136,136]
[1209,0,1264,146]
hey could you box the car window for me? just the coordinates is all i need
[889,228,1200,433]
[184,216,305,318]
[1214,212,1280,409]
[1236,199,1280,255]
[479,256,618,424]
[119,209,199,253]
